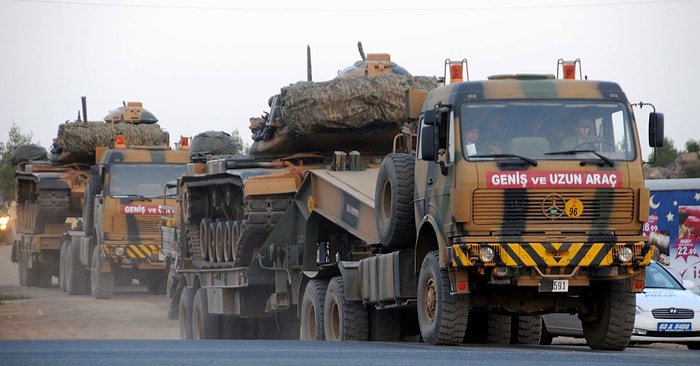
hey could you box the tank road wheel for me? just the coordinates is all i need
[192,287,222,339]
[91,245,114,299]
[199,218,211,261]
[300,279,328,340]
[375,153,416,249]
[214,221,225,263]
[487,313,511,344]
[324,276,369,341]
[230,220,240,263]
[66,241,89,295]
[514,315,542,344]
[582,280,635,350]
[59,240,69,292]
[179,286,195,339]
[208,222,217,263]
[222,221,233,262]
[417,251,469,345]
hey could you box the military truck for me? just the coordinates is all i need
[165,50,661,350]
[57,102,191,299]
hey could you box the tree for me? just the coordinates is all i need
[230,129,249,155]
[0,122,34,201]
[686,139,700,154]
[646,136,680,168]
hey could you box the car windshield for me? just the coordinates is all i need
[459,100,636,162]
[108,163,187,198]
[644,262,684,290]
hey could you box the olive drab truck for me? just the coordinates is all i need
[165,49,662,350]
[59,101,191,299]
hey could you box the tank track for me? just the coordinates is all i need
[184,176,292,269]
[17,189,70,234]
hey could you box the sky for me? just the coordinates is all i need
[1,0,699,159]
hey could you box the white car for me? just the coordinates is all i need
[541,261,700,349]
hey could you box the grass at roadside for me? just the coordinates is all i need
[0,292,30,304]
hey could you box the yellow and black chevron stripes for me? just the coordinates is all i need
[101,244,160,259]
[448,242,652,268]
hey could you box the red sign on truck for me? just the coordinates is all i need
[120,204,162,215]
[486,170,622,189]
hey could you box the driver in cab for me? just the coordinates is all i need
[561,117,594,150]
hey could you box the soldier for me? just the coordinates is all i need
[561,117,594,150]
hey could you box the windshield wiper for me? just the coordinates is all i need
[545,149,615,167]
[469,153,538,167]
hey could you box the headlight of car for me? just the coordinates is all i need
[0,216,9,231]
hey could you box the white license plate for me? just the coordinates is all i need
[658,322,691,332]
[552,279,568,292]
[539,279,569,292]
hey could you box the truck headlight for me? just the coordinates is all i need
[479,246,495,263]
[0,216,9,230]
[114,247,125,256]
[617,246,633,263]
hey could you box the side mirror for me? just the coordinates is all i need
[420,125,437,161]
[423,109,439,126]
[648,112,664,148]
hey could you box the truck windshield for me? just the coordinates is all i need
[108,163,187,198]
[460,101,636,162]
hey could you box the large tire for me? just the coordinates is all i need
[66,241,89,295]
[192,287,222,339]
[324,276,368,341]
[179,286,195,339]
[59,240,69,292]
[487,313,511,344]
[300,279,328,340]
[417,251,469,345]
[91,245,114,299]
[514,315,542,344]
[375,153,416,249]
[581,280,635,350]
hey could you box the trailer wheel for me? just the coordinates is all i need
[179,286,195,339]
[59,240,69,292]
[91,245,114,299]
[300,279,328,340]
[66,241,89,295]
[375,153,415,249]
[582,280,634,350]
[324,276,368,341]
[417,250,469,345]
[514,315,542,344]
[192,287,222,339]
[199,218,211,261]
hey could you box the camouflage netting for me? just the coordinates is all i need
[12,144,48,165]
[189,130,240,162]
[54,121,167,155]
[279,74,438,134]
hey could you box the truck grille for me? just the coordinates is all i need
[473,189,634,225]
[111,216,160,236]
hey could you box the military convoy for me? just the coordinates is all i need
[11,98,190,298]
[159,48,663,350]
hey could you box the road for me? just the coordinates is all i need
[0,244,178,339]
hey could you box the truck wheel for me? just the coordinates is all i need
[582,280,634,350]
[514,315,542,344]
[375,153,415,249]
[199,218,211,261]
[487,313,511,344]
[179,286,195,339]
[192,287,222,339]
[417,250,469,345]
[324,276,368,341]
[300,279,328,340]
[91,245,114,299]
[66,241,89,295]
[59,241,69,292]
